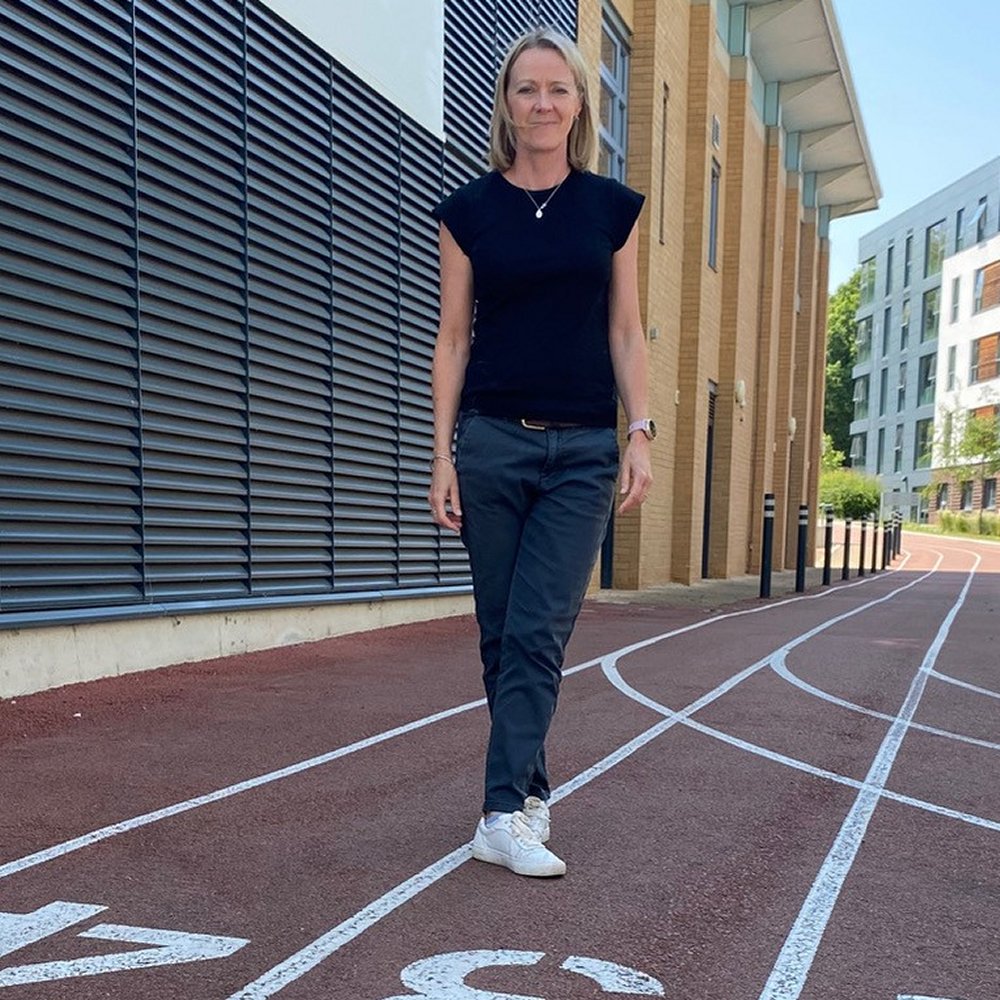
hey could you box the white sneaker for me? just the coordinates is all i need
[471,811,566,877]
[522,796,551,843]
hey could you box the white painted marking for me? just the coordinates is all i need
[603,662,1000,833]
[0,917,249,987]
[228,561,932,999]
[898,995,965,999]
[929,669,1000,700]
[385,949,545,999]
[756,554,980,1000]
[771,654,1000,752]
[0,902,105,961]
[561,955,665,995]
[0,557,901,883]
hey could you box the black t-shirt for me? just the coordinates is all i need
[432,169,644,427]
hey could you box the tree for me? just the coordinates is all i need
[820,432,846,472]
[819,468,881,520]
[824,269,860,463]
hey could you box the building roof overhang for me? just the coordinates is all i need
[744,0,880,220]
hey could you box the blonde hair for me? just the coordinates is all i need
[487,28,596,173]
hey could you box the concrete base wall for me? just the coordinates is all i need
[0,594,474,699]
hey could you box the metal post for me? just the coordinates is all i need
[871,518,880,574]
[760,493,775,598]
[841,517,852,581]
[822,507,833,586]
[895,511,902,558]
[883,519,891,569]
[795,504,808,593]
[858,515,867,578]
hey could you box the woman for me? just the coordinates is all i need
[429,27,653,878]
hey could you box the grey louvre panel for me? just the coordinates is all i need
[443,0,578,164]
[0,0,142,611]
[399,121,448,588]
[246,3,335,596]
[1,0,477,624]
[134,0,250,602]
[331,64,401,591]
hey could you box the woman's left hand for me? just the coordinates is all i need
[617,434,653,514]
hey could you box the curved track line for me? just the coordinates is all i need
[756,552,980,1000]
[602,662,1000,833]
[0,555,910,882]
[223,559,939,998]
[928,669,1000,701]
[770,655,1000,752]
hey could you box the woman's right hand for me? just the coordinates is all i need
[429,459,463,533]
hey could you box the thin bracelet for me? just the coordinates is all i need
[431,454,454,467]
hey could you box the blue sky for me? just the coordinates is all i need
[827,0,1000,291]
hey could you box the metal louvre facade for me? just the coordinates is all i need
[0,0,575,625]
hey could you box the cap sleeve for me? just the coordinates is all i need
[610,182,645,252]
[431,187,475,256]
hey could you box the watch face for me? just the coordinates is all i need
[646,419,657,440]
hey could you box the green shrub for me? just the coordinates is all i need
[819,468,881,520]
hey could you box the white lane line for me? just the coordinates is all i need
[0,559,904,882]
[757,554,980,1000]
[225,560,931,999]
[603,663,1000,833]
[929,670,1000,701]
[771,655,1000,752]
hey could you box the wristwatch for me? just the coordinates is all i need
[627,418,657,441]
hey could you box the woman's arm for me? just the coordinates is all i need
[428,222,474,533]
[608,221,654,515]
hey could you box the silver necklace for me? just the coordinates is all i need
[521,174,568,219]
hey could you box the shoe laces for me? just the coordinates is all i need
[508,810,542,846]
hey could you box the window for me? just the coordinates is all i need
[974,196,988,242]
[885,244,894,295]
[859,256,876,305]
[971,333,1000,383]
[903,234,913,287]
[849,433,867,469]
[972,260,1000,313]
[947,344,957,390]
[955,208,964,252]
[856,315,872,362]
[599,15,631,182]
[942,410,953,452]
[921,287,940,342]
[901,298,911,349]
[882,306,892,355]
[853,375,870,420]
[876,426,885,474]
[917,354,936,406]
[936,482,949,511]
[658,85,668,245]
[984,478,998,510]
[924,219,946,277]
[879,367,888,417]
[897,361,907,412]
[950,276,960,323]
[961,480,974,510]
[708,158,720,269]
[914,418,933,469]
[893,424,903,473]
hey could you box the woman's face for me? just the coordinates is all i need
[505,47,582,160]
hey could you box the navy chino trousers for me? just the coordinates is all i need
[455,414,619,814]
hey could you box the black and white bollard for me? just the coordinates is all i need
[822,507,833,586]
[842,517,852,581]
[795,504,808,593]
[760,493,775,599]
[858,515,867,578]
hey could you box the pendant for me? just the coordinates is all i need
[535,208,543,219]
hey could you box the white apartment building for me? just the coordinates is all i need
[932,232,1000,514]
[849,156,1000,518]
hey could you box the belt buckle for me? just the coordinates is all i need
[520,418,547,431]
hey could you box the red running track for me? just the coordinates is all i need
[0,532,998,1000]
